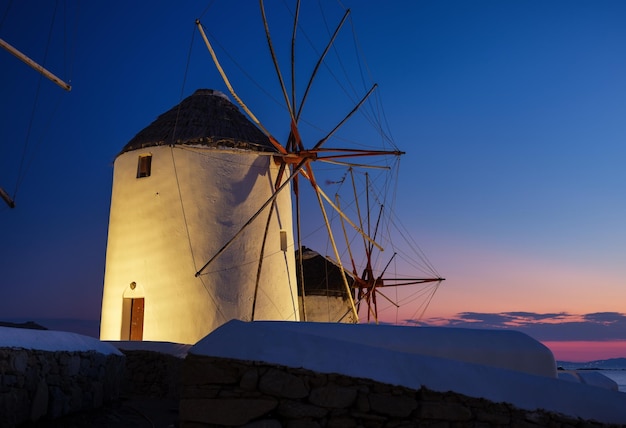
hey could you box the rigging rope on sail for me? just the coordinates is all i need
[0,0,13,31]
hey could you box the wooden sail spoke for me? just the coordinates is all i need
[290,118,305,151]
[372,288,379,322]
[276,150,317,164]
[274,148,403,167]
[336,193,360,289]
[367,291,377,323]
[313,84,378,150]
[0,38,71,91]
[195,157,309,277]
[315,148,405,155]
[370,277,445,287]
[310,174,359,321]
[292,168,300,196]
[358,278,421,288]
[251,199,277,321]
[0,187,16,209]
[195,3,443,326]
[302,164,317,194]
[290,0,300,112]
[317,160,391,169]
[353,283,375,322]
[260,0,296,121]
[348,168,369,260]
[296,9,351,122]
[316,150,404,161]
[295,186,307,321]
[275,163,287,191]
[374,289,400,308]
[196,19,288,155]
[342,167,444,321]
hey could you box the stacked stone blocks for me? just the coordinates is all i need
[180,354,615,428]
[0,348,124,427]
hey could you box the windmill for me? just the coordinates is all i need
[335,168,444,323]
[100,89,302,344]
[194,0,444,324]
[100,1,443,345]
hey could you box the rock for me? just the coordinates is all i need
[368,392,417,418]
[327,415,357,428]
[355,391,370,412]
[11,350,28,372]
[91,381,104,408]
[64,354,81,376]
[180,397,278,425]
[240,367,259,390]
[259,368,309,399]
[29,379,48,422]
[309,385,357,409]
[0,390,19,427]
[418,401,472,421]
[242,418,283,428]
[286,420,323,428]
[1,347,124,426]
[278,399,328,418]
[184,356,238,385]
[475,406,511,424]
[48,386,65,419]
[69,384,83,413]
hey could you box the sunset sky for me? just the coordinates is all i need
[1,1,625,362]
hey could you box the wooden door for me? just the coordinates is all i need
[130,298,144,341]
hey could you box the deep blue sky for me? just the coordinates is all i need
[1,1,625,349]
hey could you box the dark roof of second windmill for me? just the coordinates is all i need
[119,89,276,155]
[295,247,354,298]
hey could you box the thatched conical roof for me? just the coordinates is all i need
[120,89,275,155]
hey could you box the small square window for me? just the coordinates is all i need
[137,155,152,178]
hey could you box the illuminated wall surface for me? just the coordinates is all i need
[100,90,299,344]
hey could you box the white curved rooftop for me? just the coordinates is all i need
[0,326,122,355]
[191,320,626,425]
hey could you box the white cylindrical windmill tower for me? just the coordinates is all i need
[100,89,299,345]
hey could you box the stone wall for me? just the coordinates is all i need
[121,349,183,399]
[0,348,124,427]
[180,354,618,427]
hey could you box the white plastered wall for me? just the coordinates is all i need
[100,145,299,344]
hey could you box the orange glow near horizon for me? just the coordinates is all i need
[542,341,626,362]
